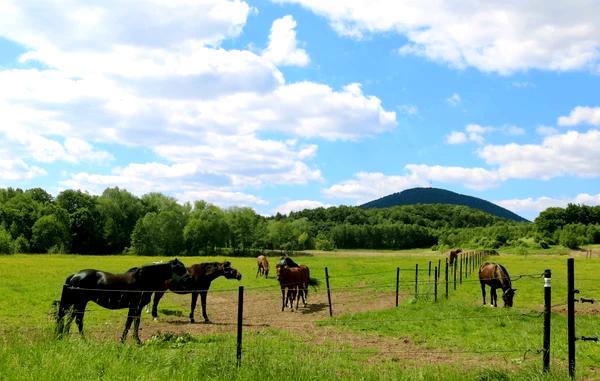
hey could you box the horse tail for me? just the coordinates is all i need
[308,277,319,289]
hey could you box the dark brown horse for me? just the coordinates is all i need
[256,255,269,278]
[150,261,242,323]
[448,248,462,265]
[55,259,189,343]
[478,262,516,307]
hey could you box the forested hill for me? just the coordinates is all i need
[361,187,528,222]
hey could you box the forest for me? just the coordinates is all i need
[1,186,599,255]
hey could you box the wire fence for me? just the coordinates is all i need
[6,250,577,374]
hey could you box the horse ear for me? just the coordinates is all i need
[513,288,517,292]
[224,261,231,267]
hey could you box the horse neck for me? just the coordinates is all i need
[194,263,224,284]
[495,265,512,290]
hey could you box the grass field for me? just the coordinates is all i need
[0,250,599,380]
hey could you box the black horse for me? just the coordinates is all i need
[55,258,189,343]
[150,261,242,323]
[478,262,516,307]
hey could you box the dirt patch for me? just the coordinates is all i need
[121,287,517,369]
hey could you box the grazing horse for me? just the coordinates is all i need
[448,248,462,265]
[150,261,242,323]
[478,262,516,307]
[256,255,269,278]
[55,259,189,343]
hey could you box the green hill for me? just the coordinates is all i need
[361,187,528,222]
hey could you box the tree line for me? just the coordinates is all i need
[0,187,599,255]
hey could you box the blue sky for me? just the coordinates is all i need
[1,1,599,220]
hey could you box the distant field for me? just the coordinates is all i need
[0,251,598,380]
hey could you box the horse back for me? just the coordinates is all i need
[479,262,509,288]
[279,266,307,287]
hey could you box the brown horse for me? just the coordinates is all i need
[276,263,318,311]
[150,261,242,323]
[256,255,269,278]
[448,248,462,265]
[478,262,516,307]
[55,259,190,343]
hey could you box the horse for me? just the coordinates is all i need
[277,255,302,307]
[448,248,462,265]
[478,262,516,307]
[276,262,318,311]
[150,261,242,323]
[55,258,189,343]
[256,255,269,278]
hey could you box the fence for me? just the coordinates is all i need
[16,251,590,377]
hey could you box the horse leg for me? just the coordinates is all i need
[151,291,165,321]
[200,290,210,323]
[491,287,498,307]
[281,287,286,311]
[295,285,301,311]
[189,292,199,323]
[480,282,486,305]
[74,301,88,336]
[131,308,143,345]
[121,306,137,343]
[256,265,260,278]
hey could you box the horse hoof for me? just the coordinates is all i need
[190,319,195,324]
[153,317,158,321]
[203,319,211,324]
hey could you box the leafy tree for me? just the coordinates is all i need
[226,207,261,254]
[0,226,11,254]
[183,202,228,255]
[31,214,70,253]
[97,187,143,253]
[131,210,186,256]
[56,190,103,253]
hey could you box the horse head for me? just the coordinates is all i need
[221,261,242,280]
[502,288,517,307]
[169,258,191,284]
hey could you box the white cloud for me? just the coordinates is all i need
[278,1,600,74]
[398,104,419,116]
[322,171,428,203]
[536,125,559,136]
[272,200,328,215]
[479,130,600,180]
[263,15,310,67]
[445,131,467,144]
[321,164,501,203]
[497,193,600,216]
[0,1,397,195]
[446,123,493,145]
[558,106,600,126]
[0,157,46,181]
[446,93,461,106]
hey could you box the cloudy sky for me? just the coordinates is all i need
[1,0,599,220]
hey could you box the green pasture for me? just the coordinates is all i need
[0,251,599,380]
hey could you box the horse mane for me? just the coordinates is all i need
[496,263,512,289]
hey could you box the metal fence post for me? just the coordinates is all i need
[395,267,400,307]
[325,267,333,317]
[568,258,575,378]
[236,286,244,368]
[543,269,551,373]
